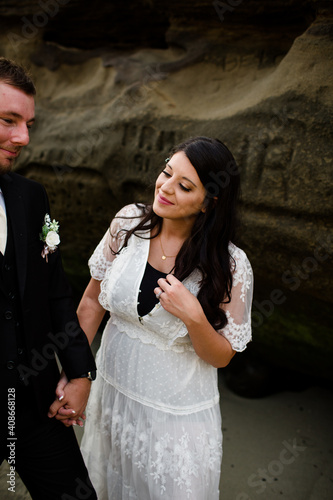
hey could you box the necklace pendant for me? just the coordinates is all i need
[162,255,166,260]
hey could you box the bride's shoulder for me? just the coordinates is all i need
[110,203,148,232]
[228,242,253,275]
[117,203,147,217]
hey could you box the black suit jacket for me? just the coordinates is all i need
[0,172,96,419]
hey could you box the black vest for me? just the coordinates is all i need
[0,214,28,387]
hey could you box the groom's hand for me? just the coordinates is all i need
[48,377,91,427]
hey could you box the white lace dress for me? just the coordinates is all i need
[81,204,253,500]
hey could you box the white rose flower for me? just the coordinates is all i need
[45,230,60,250]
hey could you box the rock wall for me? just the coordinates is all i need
[0,0,332,379]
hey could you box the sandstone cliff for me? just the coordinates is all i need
[0,0,332,381]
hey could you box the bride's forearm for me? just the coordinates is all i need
[77,278,106,345]
[185,311,235,368]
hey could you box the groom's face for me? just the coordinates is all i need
[0,82,35,174]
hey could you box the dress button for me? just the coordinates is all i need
[7,361,15,370]
[5,311,13,320]
[8,292,15,300]
[18,348,24,355]
[4,264,11,271]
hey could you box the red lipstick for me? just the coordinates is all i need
[157,194,174,206]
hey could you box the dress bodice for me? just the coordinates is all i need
[90,203,253,354]
[98,229,203,353]
[88,204,253,413]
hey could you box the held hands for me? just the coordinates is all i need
[154,274,204,324]
[48,370,91,427]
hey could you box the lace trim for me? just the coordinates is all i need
[89,203,146,281]
[148,429,221,497]
[110,414,222,498]
[111,316,195,353]
[229,242,253,303]
[98,243,132,311]
[221,310,252,352]
[88,240,110,281]
[98,265,112,311]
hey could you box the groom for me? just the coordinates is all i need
[0,58,97,499]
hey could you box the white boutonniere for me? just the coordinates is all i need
[40,213,60,261]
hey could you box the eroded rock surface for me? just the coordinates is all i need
[0,0,332,378]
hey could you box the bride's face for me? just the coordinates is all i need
[153,151,206,222]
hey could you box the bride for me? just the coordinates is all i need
[66,136,253,499]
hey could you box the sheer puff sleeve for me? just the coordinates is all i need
[88,204,144,281]
[219,243,254,352]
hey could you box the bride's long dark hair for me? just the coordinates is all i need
[113,136,240,330]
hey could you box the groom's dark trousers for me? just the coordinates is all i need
[0,172,97,500]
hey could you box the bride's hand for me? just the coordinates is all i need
[48,370,86,427]
[55,369,68,402]
[154,274,204,324]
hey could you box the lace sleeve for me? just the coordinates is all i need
[88,204,144,281]
[219,244,254,352]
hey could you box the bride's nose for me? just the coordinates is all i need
[161,177,174,194]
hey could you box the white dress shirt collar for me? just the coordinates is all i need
[0,187,6,212]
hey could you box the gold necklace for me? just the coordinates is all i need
[159,235,176,260]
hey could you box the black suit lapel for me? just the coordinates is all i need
[0,174,27,300]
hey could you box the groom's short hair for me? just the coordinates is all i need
[0,57,36,96]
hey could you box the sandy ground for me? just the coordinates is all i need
[1,335,332,499]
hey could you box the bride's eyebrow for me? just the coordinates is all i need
[183,177,197,187]
[165,162,197,187]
